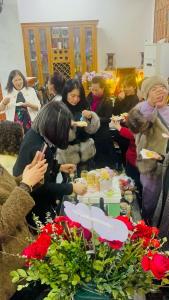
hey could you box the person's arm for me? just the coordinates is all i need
[0,97,10,111]
[1,158,47,238]
[23,88,41,111]
[32,181,87,201]
[13,144,40,177]
[0,186,34,238]
[119,127,134,140]
[82,111,100,134]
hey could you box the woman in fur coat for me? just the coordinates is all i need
[0,121,47,300]
[57,79,100,175]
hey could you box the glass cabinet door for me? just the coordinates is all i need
[28,29,38,77]
[73,27,82,74]
[51,27,69,50]
[39,28,49,82]
[84,27,93,72]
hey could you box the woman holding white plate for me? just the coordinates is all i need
[0,70,40,133]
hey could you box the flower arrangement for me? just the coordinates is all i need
[82,71,115,83]
[11,202,169,300]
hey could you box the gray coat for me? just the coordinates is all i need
[152,153,169,249]
[57,112,100,164]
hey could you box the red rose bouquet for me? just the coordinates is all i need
[11,202,169,300]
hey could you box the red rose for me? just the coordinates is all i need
[54,216,69,223]
[150,239,160,248]
[42,223,63,235]
[68,221,81,229]
[98,237,107,243]
[82,227,92,241]
[99,237,123,249]
[132,221,158,240]
[22,233,51,260]
[141,255,150,272]
[116,216,134,231]
[108,240,123,249]
[142,238,151,248]
[151,227,159,237]
[150,253,169,280]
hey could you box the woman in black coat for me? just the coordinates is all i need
[87,76,116,168]
[13,101,87,224]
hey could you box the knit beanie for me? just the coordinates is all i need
[141,76,169,99]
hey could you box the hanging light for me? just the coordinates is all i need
[0,0,3,13]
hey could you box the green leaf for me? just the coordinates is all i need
[112,289,119,299]
[12,274,20,283]
[72,274,80,285]
[60,274,68,281]
[10,271,19,278]
[162,278,169,285]
[17,269,27,278]
[17,285,24,291]
[93,260,104,271]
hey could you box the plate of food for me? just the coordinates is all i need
[73,121,88,127]
[111,115,123,121]
[140,149,159,159]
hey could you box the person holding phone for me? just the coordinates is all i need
[13,101,87,224]
[0,121,48,300]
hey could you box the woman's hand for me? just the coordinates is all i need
[2,97,10,106]
[60,164,76,174]
[110,119,121,131]
[72,182,87,195]
[22,160,48,188]
[82,110,92,119]
[151,152,163,160]
[22,102,39,111]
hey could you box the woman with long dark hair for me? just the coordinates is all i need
[47,71,65,102]
[1,70,40,133]
[13,101,87,223]
[57,79,100,175]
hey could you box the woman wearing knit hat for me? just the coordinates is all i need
[138,76,169,121]
[134,76,169,224]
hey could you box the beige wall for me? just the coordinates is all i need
[0,0,26,91]
[17,0,155,70]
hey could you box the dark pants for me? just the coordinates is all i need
[140,174,162,225]
[125,162,142,209]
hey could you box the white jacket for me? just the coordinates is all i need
[5,87,40,121]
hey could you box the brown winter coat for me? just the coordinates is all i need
[0,165,35,300]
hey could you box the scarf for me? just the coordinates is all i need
[91,94,102,112]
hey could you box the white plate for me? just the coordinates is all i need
[15,102,24,107]
[140,149,157,159]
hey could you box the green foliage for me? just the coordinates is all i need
[10,219,166,300]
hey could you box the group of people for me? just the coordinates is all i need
[1,69,169,300]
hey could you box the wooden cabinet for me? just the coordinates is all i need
[21,20,98,86]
